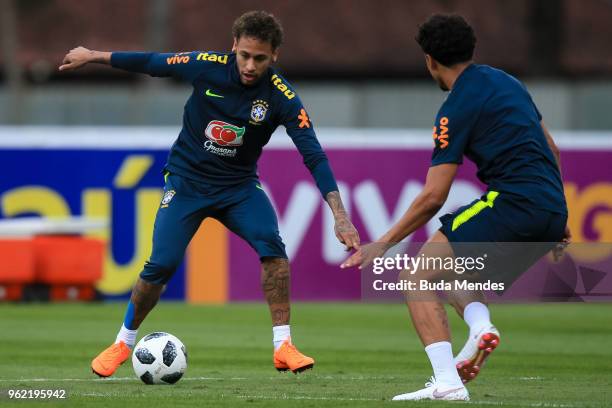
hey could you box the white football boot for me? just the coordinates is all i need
[454,325,500,384]
[392,377,469,401]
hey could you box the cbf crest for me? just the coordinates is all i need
[161,190,176,208]
[250,99,269,124]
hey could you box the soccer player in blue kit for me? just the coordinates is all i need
[60,11,359,377]
[342,14,569,401]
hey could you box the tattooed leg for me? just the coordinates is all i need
[128,278,164,329]
[402,230,454,346]
[261,257,290,326]
[406,300,451,346]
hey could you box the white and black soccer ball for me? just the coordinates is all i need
[132,332,187,385]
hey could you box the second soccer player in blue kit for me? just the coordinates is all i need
[342,14,569,401]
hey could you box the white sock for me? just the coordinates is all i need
[425,341,464,387]
[272,325,291,350]
[463,302,492,333]
[115,324,138,348]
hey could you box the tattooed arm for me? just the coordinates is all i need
[326,191,360,251]
[279,96,359,251]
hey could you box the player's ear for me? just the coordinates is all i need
[425,54,435,70]
[272,49,279,63]
[231,38,238,52]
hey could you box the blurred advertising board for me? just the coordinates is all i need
[1,127,610,302]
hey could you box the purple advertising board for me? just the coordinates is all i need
[229,135,612,302]
[0,128,610,302]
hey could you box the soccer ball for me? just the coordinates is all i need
[132,332,187,385]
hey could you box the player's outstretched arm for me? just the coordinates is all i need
[59,46,111,71]
[60,47,202,81]
[341,163,457,269]
[326,191,360,251]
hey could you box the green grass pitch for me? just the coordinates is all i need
[1,302,611,407]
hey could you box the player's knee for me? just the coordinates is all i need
[245,226,283,252]
[398,268,416,284]
[241,226,286,259]
[249,225,280,243]
[140,257,182,285]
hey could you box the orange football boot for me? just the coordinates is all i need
[91,341,131,377]
[456,331,500,384]
[273,338,314,374]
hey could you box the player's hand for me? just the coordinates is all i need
[552,225,572,262]
[334,214,360,251]
[59,46,94,71]
[340,242,389,270]
[562,225,572,244]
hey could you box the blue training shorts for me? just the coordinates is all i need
[439,191,566,243]
[140,172,286,284]
[438,191,567,288]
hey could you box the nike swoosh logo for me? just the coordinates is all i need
[432,388,463,399]
[205,89,224,98]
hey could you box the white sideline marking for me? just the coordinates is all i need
[0,376,246,383]
[80,392,115,397]
[236,394,379,402]
[470,402,578,408]
[0,377,582,407]
[0,375,400,383]
[238,395,579,407]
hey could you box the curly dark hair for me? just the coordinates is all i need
[416,14,476,67]
[232,11,284,50]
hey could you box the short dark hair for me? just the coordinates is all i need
[232,11,284,50]
[416,14,476,67]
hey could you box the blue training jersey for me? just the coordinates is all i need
[111,51,338,197]
[431,64,567,215]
